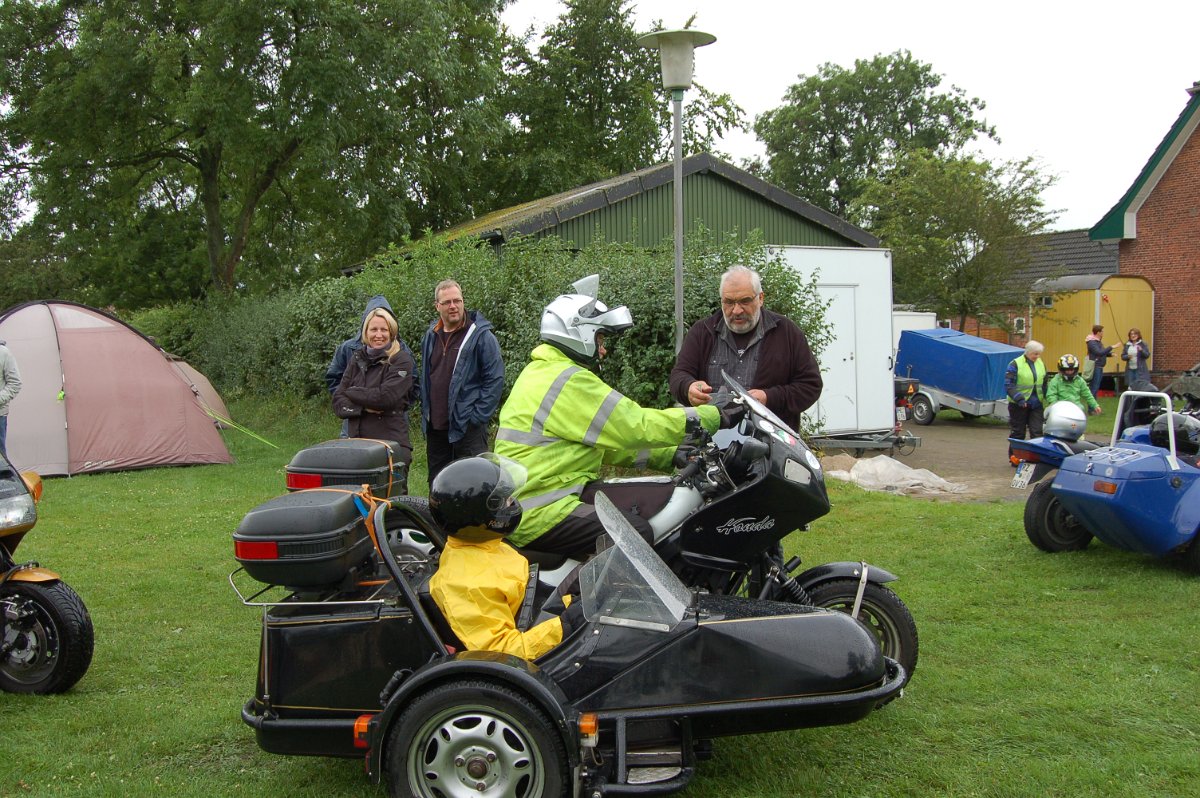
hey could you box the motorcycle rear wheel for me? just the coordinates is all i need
[806,579,918,688]
[1023,480,1093,552]
[0,580,95,694]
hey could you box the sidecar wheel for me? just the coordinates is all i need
[1024,480,1093,552]
[0,581,94,694]
[386,679,567,798]
[1182,534,1200,574]
[807,579,918,688]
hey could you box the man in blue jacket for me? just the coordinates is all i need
[421,280,505,489]
[326,295,418,437]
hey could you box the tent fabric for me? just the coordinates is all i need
[896,328,1024,401]
[0,301,232,475]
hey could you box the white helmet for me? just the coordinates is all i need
[1044,401,1087,442]
[540,274,633,363]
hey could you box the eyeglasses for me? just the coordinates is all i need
[721,295,759,310]
[437,298,464,307]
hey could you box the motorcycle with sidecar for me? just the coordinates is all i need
[1025,391,1200,571]
[273,374,919,684]
[233,484,905,797]
[0,452,94,693]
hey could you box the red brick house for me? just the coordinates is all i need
[1091,81,1200,379]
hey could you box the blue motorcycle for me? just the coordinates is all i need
[1030,391,1200,571]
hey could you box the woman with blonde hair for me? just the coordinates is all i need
[332,307,416,482]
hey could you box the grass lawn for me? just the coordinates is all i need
[2,395,1197,797]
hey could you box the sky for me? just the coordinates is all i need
[502,0,1199,232]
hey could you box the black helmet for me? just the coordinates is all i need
[1149,413,1200,456]
[429,454,526,542]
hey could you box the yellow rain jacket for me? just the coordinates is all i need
[495,344,721,548]
[429,535,563,659]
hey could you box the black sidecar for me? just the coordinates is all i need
[234,491,904,796]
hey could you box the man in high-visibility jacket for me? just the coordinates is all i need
[495,275,725,558]
[1005,340,1048,462]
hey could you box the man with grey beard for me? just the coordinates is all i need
[669,265,822,432]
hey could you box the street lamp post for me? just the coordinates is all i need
[636,28,715,352]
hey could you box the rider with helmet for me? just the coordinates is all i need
[428,455,584,659]
[494,275,727,558]
[1045,353,1102,417]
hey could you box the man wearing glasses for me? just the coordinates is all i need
[420,279,505,488]
[669,265,822,432]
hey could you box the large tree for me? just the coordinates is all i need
[753,50,997,221]
[487,0,744,206]
[0,0,509,301]
[854,149,1055,327]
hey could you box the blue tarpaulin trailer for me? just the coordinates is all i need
[896,329,1024,425]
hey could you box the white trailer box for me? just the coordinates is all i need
[769,245,896,438]
[891,310,938,360]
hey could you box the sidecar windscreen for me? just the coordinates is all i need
[579,492,692,632]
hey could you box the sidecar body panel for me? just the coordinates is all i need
[1053,444,1200,556]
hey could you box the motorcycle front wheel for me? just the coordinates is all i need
[0,580,95,694]
[806,579,918,687]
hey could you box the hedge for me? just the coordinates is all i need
[127,230,832,411]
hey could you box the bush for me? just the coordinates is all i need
[121,231,833,410]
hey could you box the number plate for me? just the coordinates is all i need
[895,406,908,422]
[1010,462,1034,489]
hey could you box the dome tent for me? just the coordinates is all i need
[0,301,232,475]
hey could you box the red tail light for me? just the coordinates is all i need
[1012,451,1040,464]
[287,472,323,490]
[235,539,279,560]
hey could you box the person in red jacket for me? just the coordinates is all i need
[669,266,822,432]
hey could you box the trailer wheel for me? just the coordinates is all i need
[386,679,568,798]
[1023,481,1093,552]
[910,395,935,426]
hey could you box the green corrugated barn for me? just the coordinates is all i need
[437,153,877,250]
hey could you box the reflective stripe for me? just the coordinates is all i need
[519,484,584,509]
[583,389,624,446]
[532,366,580,435]
[495,428,560,447]
[633,449,650,469]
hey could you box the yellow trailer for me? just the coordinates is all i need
[1029,274,1154,388]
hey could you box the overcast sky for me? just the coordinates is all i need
[503,0,1198,232]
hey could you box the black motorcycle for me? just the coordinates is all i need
[0,454,94,693]
[519,374,918,684]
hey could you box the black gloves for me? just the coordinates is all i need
[672,445,697,469]
[719,404,746,429]
[559,601,585,637]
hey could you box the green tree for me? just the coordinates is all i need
[753,50,997,220]
[0,0,509,301]
[488,0,744,206]
[854,149,1055,328]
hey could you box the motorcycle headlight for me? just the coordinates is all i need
[0,493,36,530]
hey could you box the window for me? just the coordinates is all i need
[1013,317,1027,334]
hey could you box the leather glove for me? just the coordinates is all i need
[719,404,746,429]
[558,601,585,637]
[672,445,697,469]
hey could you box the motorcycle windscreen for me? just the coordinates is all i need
[580,492,691,632]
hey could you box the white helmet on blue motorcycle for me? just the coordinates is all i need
[1044,401,1087,442]
[540,274,633,364]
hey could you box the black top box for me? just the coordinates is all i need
[233,490,373,588]
[286,438,406,497]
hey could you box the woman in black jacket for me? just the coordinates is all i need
[332,307,415,471]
